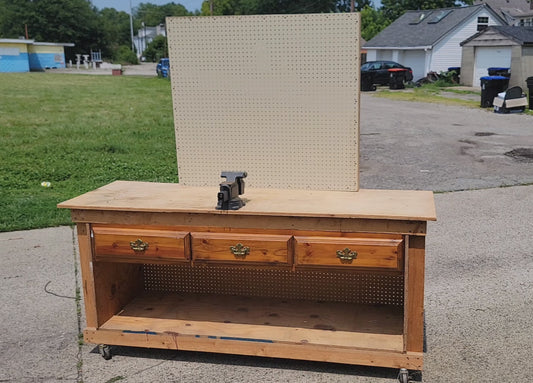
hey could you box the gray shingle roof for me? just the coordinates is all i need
[462,25,533,45]
[474,0,533,18]
[493,25,533,43]
[364,4,501,48]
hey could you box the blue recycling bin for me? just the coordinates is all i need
[487,67,510,77]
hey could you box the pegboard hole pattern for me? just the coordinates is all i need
[166,14,361,191]
[143,264,403,306]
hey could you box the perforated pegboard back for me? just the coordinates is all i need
[143,264,404,306]
[167,14,360,190]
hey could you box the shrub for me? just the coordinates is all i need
[115,45,139,65]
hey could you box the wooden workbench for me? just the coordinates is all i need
[59,181,436,370]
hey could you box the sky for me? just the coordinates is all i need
[90,0,205,13]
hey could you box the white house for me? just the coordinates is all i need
[364,4,506,82]
[134,23,166,60]
[474,0,533,26]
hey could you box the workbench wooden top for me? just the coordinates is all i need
[58,181,436,221]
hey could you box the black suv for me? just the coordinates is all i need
[361,61,413,85]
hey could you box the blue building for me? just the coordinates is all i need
[0,39,74,72]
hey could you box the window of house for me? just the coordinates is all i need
[477,16,489,31]
[428,9,453,24]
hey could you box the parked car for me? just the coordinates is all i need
[361,61,413,85]
[156,58,170,78]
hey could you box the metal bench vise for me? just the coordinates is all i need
[216,171,247,210]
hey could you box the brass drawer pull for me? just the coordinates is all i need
[130,239,149,252]
[336,248,357,264]
[230,243,250,258]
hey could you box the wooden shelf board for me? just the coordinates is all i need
[98,292,404,352]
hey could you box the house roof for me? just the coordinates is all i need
[364,4,505,49]
[0,39,74,46]
[0,38,34,44]
[32,42,75,47]
[461,25,533,45]
[474,0,533,20]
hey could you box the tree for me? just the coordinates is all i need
[380,0,474,22]
[0,0,101,55]
[199,0,372,15]
[360,5,390,41]
[0,0,30,38]
[255,0,338,14]
[336,0,372,13]
[115,45,139,64]
[136,2,192,25]
[200,0,259,15]
[143,35,168,62]
[98,8,132,60]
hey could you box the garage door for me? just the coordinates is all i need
[402,50,426,82]
[473,46,511,87]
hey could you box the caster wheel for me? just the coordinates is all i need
[99,344,112,360]
[398,368,409,383]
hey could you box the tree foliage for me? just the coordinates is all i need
[115,45,139,65]
[199,0,373,15]
[135,2,193,25]
[360,5,391,41]
[143,35,168,62]
[98,8,132,60]
[0,0,101,53]
[0,0,196,61]
[1,0,441,62]
[200,0,259,15]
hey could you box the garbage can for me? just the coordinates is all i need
[360,71,376,91]
[488,67,510,77]
[527,76,533,110]
[448,67,460,83]
[480,76,509,107]
[389,68,406,90]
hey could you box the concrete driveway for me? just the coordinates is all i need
[1,94,532,383]
[360,94,533,191]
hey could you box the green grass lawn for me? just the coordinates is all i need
[0,73,178,232]
[373,83,481,107]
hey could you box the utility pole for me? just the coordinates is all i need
[129,0,135,53]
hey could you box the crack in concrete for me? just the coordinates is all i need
[71,226,84,383]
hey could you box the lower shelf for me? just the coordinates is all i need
[87,292,423,369]
[100,291,404,348]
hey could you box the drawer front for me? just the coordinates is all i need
[191,232,291,264]
[93,226,189,263]
[294,236,403,270]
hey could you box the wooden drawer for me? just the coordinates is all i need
[294,235,403,270]
[191,232,291,264]
[92,226,189,263]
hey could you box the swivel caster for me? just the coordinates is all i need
[397,368,409,383]
[99,344,112,360]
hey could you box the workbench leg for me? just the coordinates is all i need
[404,235,425,354]
[77,223,98,329]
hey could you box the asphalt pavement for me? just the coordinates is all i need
[1,92,532,383]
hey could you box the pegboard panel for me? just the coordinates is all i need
[143,264,404,306]
[166,14,360,191]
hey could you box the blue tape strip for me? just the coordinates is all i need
[122,330,157,335]
[219,336,273,343]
